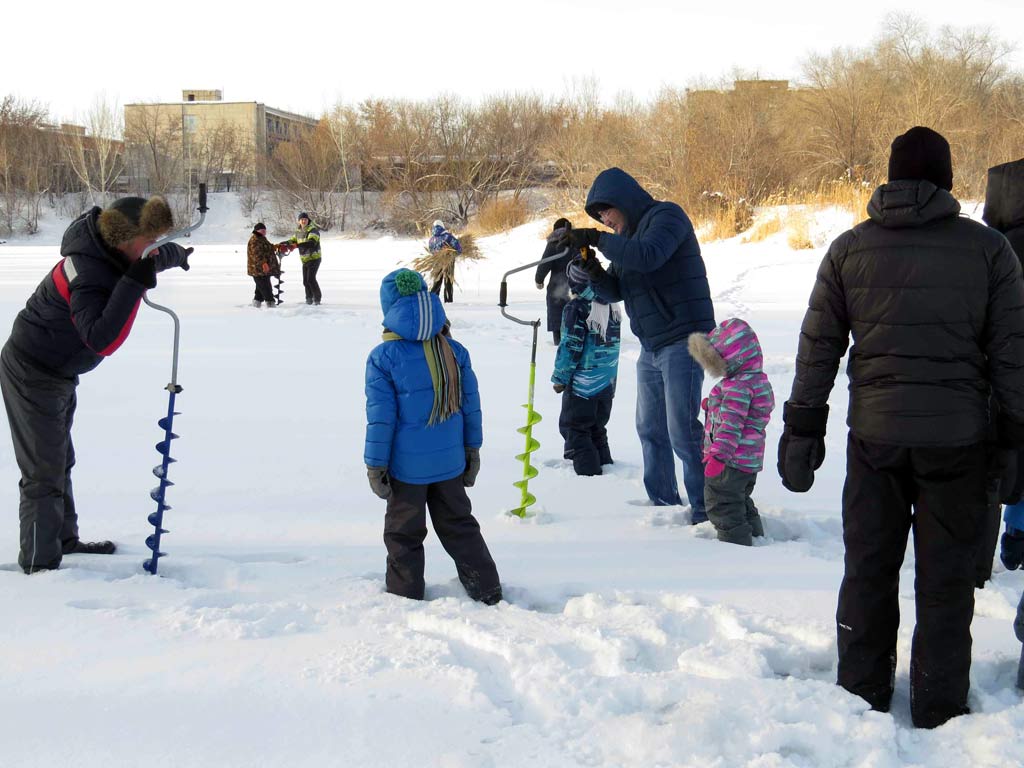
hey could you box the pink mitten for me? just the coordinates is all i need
[705,456,725,478]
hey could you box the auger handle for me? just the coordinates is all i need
[197,183,208,213]
[499,246,571,327]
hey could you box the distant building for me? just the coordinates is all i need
[123,90,318,192]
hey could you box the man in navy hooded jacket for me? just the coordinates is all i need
[558,168,715,517]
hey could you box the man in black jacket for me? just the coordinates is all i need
[778,127,1024,728]
[0,196,190,574]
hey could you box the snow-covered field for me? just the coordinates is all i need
[0,196,1021,767]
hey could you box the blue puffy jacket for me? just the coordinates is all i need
[585,168,715,350]
[551,286,621,398]
[364,269,482,484]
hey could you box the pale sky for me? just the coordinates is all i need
[5,0,1024,122]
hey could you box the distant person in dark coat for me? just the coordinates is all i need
[427,220,462,304]
[535,218,573,345]
[0,196,191,573]
[778,127,1024,729]
[554,168,715,521]
[247,223,279,307]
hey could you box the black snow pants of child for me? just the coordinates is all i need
[836,435,988,729]
[704,465,764,546]
[252,276,276,305]
[558,386,613,476]
[384,475,501,603]
[302,258,322,304]
[0,342,80,573]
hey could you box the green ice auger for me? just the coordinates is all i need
[499,245,573,518]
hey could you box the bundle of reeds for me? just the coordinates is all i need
[410,233,481,286]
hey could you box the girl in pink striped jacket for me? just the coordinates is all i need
[689,318,775,546]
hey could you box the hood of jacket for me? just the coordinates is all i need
[60,207,129,269]
[983,158,1024,234]
[379,268,446,340]
[689,317,764,378]
[866,180,961,229]
[584,168,655,235]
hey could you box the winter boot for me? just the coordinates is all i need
[62,538,116,555]
[598,445,614,466]
[252,299,262,307]
[747,511,765,538]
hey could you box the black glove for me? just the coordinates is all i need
[366,466,391,500]
[998,447,1024,505]
[777,402,829,493]
[568,228,602,250]
[125,257,157,289]
[1001,527,1024,570]
[463,447,481,487]
[546,227,570,249]
[582,252,608,279]
[553,383,566,394]
[152,243,193,272]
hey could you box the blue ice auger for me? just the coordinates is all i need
[142,184,209,575]
[498,244,576,518]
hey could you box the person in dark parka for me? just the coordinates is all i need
[0,196,191,573]
[975,158,1024,586]
[555,168,715,520]
[535,218,573,345]
[777,127,1024,729]
[985,156,1024,690]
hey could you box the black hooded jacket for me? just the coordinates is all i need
[984,158,1024,261]
[788,180,1024,446]
[7,207,150,378]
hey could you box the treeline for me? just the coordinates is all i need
[2,15,1023,237]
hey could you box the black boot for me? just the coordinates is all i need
[62,538,116,555]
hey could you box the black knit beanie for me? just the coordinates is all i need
[253,222,266,234]
[887,126,953,191]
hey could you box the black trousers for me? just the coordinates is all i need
[430,275,453,303]
[837,435,987,729]
[704,465,763,545]
[252,276,276,304]
[558,387,613,476]
[302,258,322,303]
[0,343,79,572]
[383,475,501,602]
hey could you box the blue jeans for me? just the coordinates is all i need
[636,341,706,512]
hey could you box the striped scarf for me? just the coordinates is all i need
[382,330,462,425]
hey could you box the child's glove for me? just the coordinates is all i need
[463,448,481,487]
[553,383,566,394]
[705,456,726,478]
[536,282,544,290]
[366,466,391,500]
[1001,527,1024,570]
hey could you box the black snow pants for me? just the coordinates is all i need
[302,258,322,304]
[252,276,276,305]
[0,342,80,573]
[703,465,764,546]
[383,475,501,603]
[558,386,613,476]
[836,435,988,729]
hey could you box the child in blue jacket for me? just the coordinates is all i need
[364,269,501,604]
[552,255,621,476]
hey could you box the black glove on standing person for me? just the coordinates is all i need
[152,243,193,272]
[777,402,829,492]
[366,466,391,500]
[126,257,157,289]
[568,228,602,250]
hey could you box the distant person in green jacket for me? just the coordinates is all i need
[288,212,322,305]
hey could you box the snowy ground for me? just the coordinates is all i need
[0,196,1021,767]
